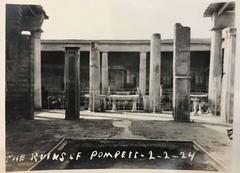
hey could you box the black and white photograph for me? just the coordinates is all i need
[3,0,240,172]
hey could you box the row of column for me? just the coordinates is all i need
[63,25,234,123]
[87,40,162,113]
[208,25,236,123]
[86,24,191,123]
[87,43,151,112]
[35,24,191,122]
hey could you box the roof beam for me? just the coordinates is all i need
[218,2,231,16]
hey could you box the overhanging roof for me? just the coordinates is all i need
[203,1,235,17]
[6,4,49,19]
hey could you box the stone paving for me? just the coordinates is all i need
[6,110,232,172]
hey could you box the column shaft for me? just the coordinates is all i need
[208,29,222,114]
[173,23,191,122]
[221,28,236,123]
[65,47,80,120]
[89,43,101,111]
[232,2,240,171]
[101,52,108,95]
[149,33,161,112]
[32,31,42,109]
[126,70,131,84]
[139,52,147,95]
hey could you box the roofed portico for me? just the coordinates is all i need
[203,1,235,116]
[40,39,210,112]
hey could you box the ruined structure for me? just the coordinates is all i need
[204,1,236,123]
[6,4,48,122]
[6,3,223,122]
[40,39,210,113]
[65,47,80,120]
[173,23,191,122]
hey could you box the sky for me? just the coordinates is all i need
[6,0,216,40]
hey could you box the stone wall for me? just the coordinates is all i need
[6,34,34,122]
[6,4,48,121]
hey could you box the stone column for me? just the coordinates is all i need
[32,30,42,109]
[126,70,131,84]
[101,52,109,95]
[149,33,161,112]
[173,23,191,122]
[232,1,240,171]
[89,42,101,112]
[208,28,223,115]
[139,52,147,95]
[64,47,80,120]
[221,28,236,123]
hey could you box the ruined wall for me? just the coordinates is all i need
[6,34,34,122]
[6,4,48,121]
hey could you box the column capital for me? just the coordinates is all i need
[91,42,99,50]
[31,29,43,38]
[152,33,161,39]
[65,47,80,57]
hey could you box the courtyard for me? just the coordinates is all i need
[6,111,232,172]
[4,1,240,172]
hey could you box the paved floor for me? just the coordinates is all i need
[6,110,232,172]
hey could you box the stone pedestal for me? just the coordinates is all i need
[89,43,101,112]
[208,28,223,115]
[65,47,80,120]
[221,28,236,123]
[149,33,161,112]
[173,23,191,122]
[32,31,42,109]
[101,52,108,95]
[139,52,147,95]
